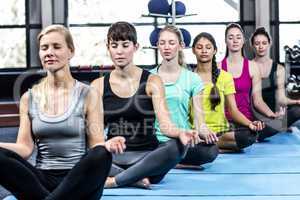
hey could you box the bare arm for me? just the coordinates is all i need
[0,92,34,159]
[146,74,200,145]
[277,64,300,105]
[192,92,218,143]
[250,61,276,117]
[85,84,106,148]
[147,75,183,138]
[90,78,125,153]
[226,93,252,126]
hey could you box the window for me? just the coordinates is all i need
[278,0,300,62]
[0,0,26,68]
[68,0,240,66]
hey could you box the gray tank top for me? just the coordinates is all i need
[29,81,89,170]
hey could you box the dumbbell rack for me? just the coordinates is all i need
[142,0,196,65]
[285,49,300,99]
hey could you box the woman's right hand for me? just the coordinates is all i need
[248,121,264,131]
[178,130,201,146]
[274,106,286,118]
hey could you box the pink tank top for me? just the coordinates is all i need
[221,58,254,121]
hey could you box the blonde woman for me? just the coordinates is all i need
[0,25,125,200]
[150,25,219,167]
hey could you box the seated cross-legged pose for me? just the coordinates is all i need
[251,27,300,138]
[190,32,263,153]
[91,21,200,189]
[150,25,219,169]
[219,23,270,151]
[0,25,125,200]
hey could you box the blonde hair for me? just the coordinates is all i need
[159,25,186,67]
[32,25,74,111]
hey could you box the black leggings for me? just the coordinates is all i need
[253,105,300,141]
[109,139,184,186]
[179,143,218,166]
[0,145,112,200]
[287,105,300,127]
[230,122,257,149]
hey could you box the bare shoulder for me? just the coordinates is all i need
[249,60,259,77]
[276,63,285,78]
[146,74,164,95]
[19,91,30,113]
[277,63,285,72]
[148,73,162,83]
[90,76,105,95]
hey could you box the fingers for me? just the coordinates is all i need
[252,121,264,131]
[108,136,126,154]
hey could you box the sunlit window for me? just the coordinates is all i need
[0,0,26,68]
[279,0,300,62]
[68,0,239,66]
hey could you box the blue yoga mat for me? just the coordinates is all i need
[103,173,300,196]
[102,196,300,200]
[170,156,300,174]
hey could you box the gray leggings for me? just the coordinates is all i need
[109,139,184,186]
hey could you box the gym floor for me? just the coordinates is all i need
[1,128,300,200]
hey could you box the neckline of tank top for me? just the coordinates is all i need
[108,70,145,99]
[260,61,276,79]
[37,80,82,123]
[154,65,183,86]
[224,58,248,80]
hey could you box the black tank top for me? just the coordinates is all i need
[103,69,159,151]
[262,62,278,112]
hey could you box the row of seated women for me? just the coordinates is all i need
[0,21,300,200]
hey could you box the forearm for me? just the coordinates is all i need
[229,108,251,127]
[0,142,33,159]
[278,95,299,106]
[253,99,275,117]
[159,119,185,138]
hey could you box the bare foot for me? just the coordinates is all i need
[131,177,151,189]
[104,177,118,188]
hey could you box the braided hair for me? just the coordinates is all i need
[192,32,220,110]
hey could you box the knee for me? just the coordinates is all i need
[204,145,219,163]
[236,132,257,149]
[163,139,184,162]
[89,145,112,168]
[0,147,13,167]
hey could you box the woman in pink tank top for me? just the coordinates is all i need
[218,23,270,152]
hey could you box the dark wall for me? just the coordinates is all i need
[0,69,110,101]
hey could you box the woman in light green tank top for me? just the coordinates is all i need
[152,25,219,169]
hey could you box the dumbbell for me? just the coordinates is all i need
[293,45,300,53]
[284,45,300,62]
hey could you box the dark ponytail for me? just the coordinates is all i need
[192,32,221,110]
[210,55,221,110]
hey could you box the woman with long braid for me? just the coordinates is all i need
[151,25,219,168]
[190,32,263,152]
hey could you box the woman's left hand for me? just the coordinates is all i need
[105,136,126,154]
[198,125,218,144]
